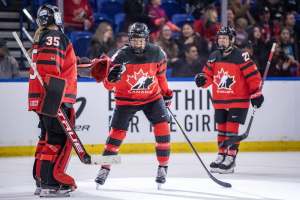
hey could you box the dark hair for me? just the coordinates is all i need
[184,43,197,53]
[114,32,128,44]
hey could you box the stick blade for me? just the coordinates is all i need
[90,155,121,165]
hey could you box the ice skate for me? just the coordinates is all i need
[155,165,168,190]
[210,154,225,173]
[95,167,110,189]
[39,184,72,198]
[219,155,236,174]
[34,180,41,195]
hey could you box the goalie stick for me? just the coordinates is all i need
[167,108,232,188]
[218,43,276,148]
[12,31,121,165]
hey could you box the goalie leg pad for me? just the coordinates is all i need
[36,74,67,117]
[153,122,170,166]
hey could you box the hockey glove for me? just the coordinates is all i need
[107,64,124,83]
[163,89,173,107]
[250,90,264,108]
[76,56,90,65]
[195,73,207,87]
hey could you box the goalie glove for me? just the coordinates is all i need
[195,73,207,87]
[250,90,264,108]
[163,89,173,107]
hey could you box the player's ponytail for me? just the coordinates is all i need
[28,27,46,55]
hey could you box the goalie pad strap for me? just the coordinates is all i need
[40,154,59,162]
[35,141,46,159]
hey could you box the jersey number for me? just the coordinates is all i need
[242,52,250,62]
[46,36,60,46]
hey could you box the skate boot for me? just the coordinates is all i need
[210,154,225,173]
[219,155,236,174]
[95,167,110,189]
[155,165,168,190]
[39,184,72,198]
[34,180,41,195]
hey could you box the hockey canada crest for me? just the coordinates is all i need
[127,69,154,90]
[213,68,235,90]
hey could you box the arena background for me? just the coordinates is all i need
[0,78,299,157]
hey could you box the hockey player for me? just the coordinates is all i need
[94,22,173,189]
[195,26,264,174]
[28,4,78,197]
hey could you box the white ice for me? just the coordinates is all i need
[0,152,299,200]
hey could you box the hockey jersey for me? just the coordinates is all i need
[202,48,261,109]
[28,30,77,111]
[103,44,169,106]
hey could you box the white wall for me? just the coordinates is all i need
[0,80,299,147]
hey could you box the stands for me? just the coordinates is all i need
[70,31,93,58]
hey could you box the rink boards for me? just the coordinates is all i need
[0,79,300,157]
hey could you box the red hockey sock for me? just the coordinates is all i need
[217,123,227,154]
[153,122,170,166]
[226,122,240,156]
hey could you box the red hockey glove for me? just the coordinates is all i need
[163,89,173,107]
[195,73,207,87]
[250,90,264,108]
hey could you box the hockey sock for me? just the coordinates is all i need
[102,128,126,169]
[226,122,240,156]
[153,122,170,166]
[217,123,227,154]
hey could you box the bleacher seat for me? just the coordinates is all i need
[87,0,97,12]
[93,13,111,29]
[70,31,93,58]
[172,14,195,28]
[97,0,123,22]
[242,0,258,16]
[161,0,180,20]
[114,13,125,33]
[295,14,300,28]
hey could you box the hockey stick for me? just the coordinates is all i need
[218,43,276,147]
[12,31,121,165]
[167,108,232,188]
[22,27,33,44]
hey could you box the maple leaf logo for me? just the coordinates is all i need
[213,68,235,90]
[127,69,154,90]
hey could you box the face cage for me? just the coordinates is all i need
[215,34,235,53]
[129,35,148,54]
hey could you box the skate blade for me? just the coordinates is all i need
[210,168,219,173]
[219,168,234,174]
[157,183,162,190]
[34,187,41,195]
[96,183,100,190]
[91,155,121,165]
[39,189,70,198]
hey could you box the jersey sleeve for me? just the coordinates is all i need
[156,46,169,95]
[36,31,69,77]
[201,52,216,88]
[239,53,262,95]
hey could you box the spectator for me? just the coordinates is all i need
[277,27,299,75]
[148,0,181,41]
[235,18,248,47]
[228,0,255,25]
[240,41,262,75]
[63,0,94,33]
[176,23,209,58]
[227,8,236,29]
[204,9,221,43]
[0,39,20,79]
[255,6,279,43]
[281,12,299,62]
[88,22,114,59]
[153,24,179,66]
[106,32,129,58]
[268,43,292,77]
[123,0,154,33]
[172,44,206,77]
[248,25,269,75]
[185,0,214,20]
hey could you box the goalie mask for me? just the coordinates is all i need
[215,26,236,54]
[128,23,150,54]
[36,4,64,33]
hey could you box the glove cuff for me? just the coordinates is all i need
[250,90,262,99]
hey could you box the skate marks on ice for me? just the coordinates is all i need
[76,178,298,200]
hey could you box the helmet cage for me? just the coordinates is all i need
[215,26,236,53]
[128,23,150,54]
[36,4,64,32]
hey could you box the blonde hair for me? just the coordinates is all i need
[204,9,217,27]
[236,18,248,29]
[94,22,112,43]
[28,27,46,55]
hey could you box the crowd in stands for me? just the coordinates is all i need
[1,0,300,79]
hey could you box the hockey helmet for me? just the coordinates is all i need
[215,26,236,53]
[36,4,64,32]
[128,22,150,54]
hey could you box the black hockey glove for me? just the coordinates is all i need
[195,73,207,87]
[163,89,173,107]
[251,94,264,108]
[107,64,123,83]
[76,56,90,65]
